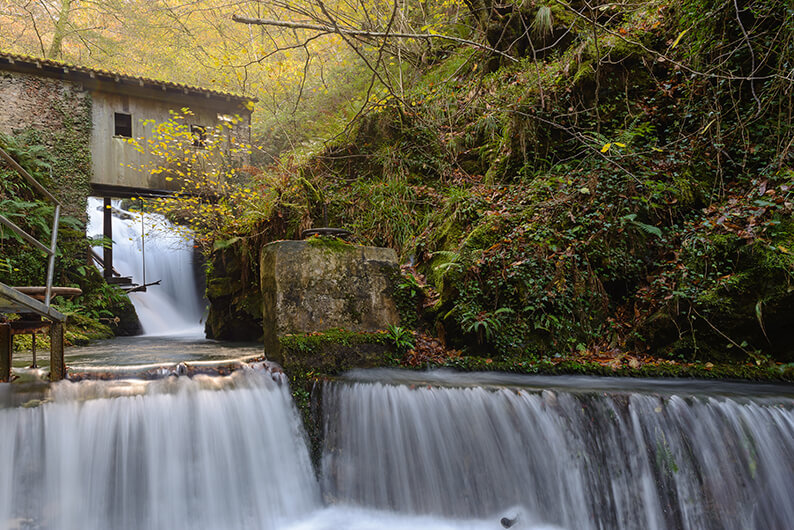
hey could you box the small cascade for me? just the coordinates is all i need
[0,368,320,530]
[322,377,794,530]
[86,198,205,335]
[1,361,792,529]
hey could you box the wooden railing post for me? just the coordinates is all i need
[49,322,65,381]
[0,323,11,382]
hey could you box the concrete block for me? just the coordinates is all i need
[261,239,399,362]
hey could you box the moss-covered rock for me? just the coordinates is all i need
[280,329,395,467]
[261,239,399,362]
[204,242,263,341]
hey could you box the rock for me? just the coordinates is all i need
[204,247,262,341]
[260,239,400,363]
[501,515,519,528]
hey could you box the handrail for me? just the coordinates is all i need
[0,148,60,205]
[0,213,54,255]
[0,145,62,307]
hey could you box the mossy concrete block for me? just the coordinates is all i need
[261,239,399,362]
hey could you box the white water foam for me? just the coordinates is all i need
[2,364,792,529]
[0,369,319,530]
[0,368,559,530]
[86,198,205,335]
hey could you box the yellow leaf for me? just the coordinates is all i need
[614,142,626,148]
[671,29,688,49]
[601,143,612,153]
[778,245,790,254]
[700,118,716,134]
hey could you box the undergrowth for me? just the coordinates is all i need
[200,0,794,366]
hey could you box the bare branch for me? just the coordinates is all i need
[231,14,518,62]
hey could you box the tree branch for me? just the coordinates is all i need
[231,14,518,62]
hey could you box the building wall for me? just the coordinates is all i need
[1,68,252,207]
[0,70,92,218]
[90,92,245,192]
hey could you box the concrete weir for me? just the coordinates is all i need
[260,239,400,363]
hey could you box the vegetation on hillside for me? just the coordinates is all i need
[0,133,140,348]
[197,0,794,371]
[2,0,792,374]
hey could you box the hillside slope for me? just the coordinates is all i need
[209,0,794,368]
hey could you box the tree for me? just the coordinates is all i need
[124,108,274,248]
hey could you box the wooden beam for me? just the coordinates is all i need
[103,198,113,280]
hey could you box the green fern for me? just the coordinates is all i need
[620,214,662,238]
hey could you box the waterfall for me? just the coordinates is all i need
[86,198,205,335]
[1,364,791,529]
[322,375,794,530]
[0,367,547,530]
[0,367,320,530]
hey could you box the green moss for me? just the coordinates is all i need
[66,313,115,340]
[280,328,389,358]
[305,235,354,253]
[206,277,234,299]
[204,242,262,341]
[281,328,396,469]
[12,313,113,353]
[435,356,794,382]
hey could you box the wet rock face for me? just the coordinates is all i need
[205,246,262,342]
[110,295,143,336]
[260,239,399,362]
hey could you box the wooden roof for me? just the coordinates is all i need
[0,51,256,110]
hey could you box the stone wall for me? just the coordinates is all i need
[0,70,92,218]
[260,238,400,362]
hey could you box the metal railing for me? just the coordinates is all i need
[0,146,61,307]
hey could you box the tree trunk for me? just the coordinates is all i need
[47,0,72,59]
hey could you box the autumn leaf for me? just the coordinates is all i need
[671,29,688,49]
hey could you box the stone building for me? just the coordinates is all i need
[0,51,255,215]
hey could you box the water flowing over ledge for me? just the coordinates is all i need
[322,374,794,529]
[0,367,319,530]
[86,198,205,335]
[1,360,792,529]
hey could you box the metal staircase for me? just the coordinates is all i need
[0,146,67,381]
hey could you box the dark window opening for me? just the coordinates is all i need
[114,112,132,138]
[191,125,207,148]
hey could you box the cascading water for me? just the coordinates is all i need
[1,363,791,529]
[86,197,205,335]
[0,367,319,530]
[0,366,531,530]
[322,372,794,530]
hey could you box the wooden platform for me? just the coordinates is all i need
[0,283,66,322]
[0,283,67,382]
